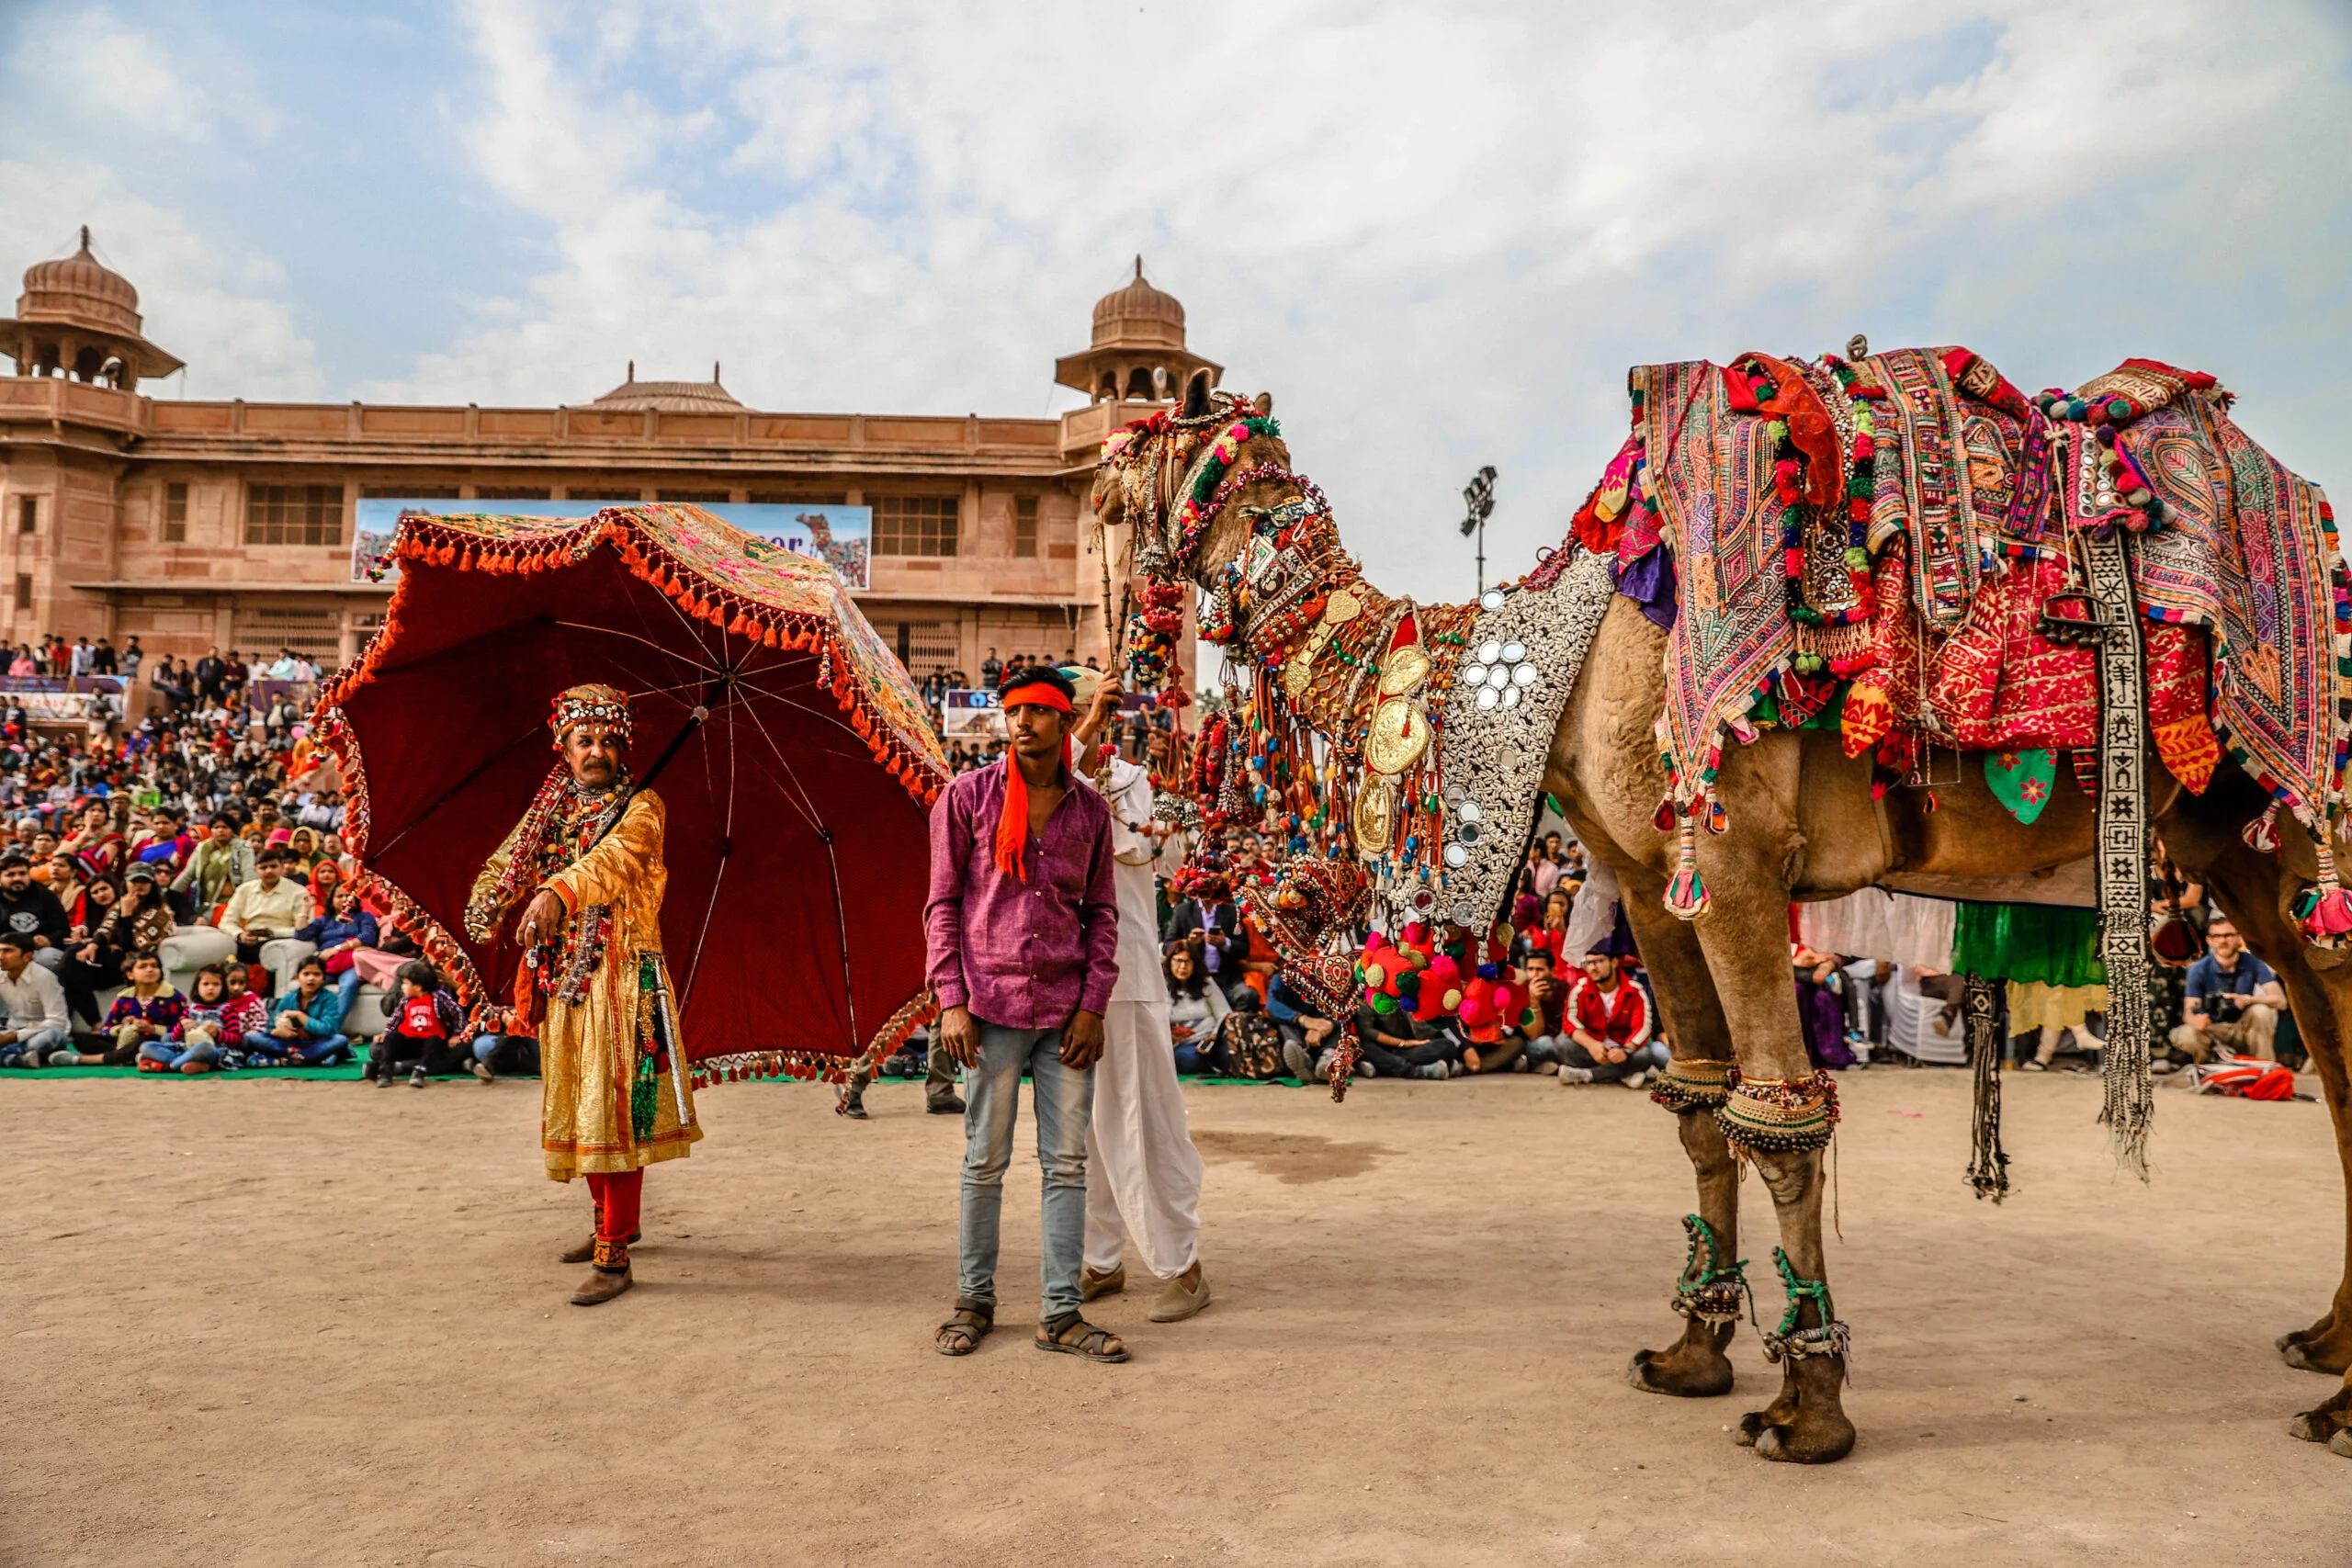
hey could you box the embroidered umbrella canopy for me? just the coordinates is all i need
[314,502,946,1082]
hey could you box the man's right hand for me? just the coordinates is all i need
[938,1005,980,1067]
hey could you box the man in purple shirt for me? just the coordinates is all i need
[927,665,1128,1364]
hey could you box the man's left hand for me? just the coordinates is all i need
[1060,1009,1105,1068]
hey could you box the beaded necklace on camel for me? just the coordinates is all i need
[1105,398,1481,898]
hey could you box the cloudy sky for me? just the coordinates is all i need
[2,1,2346,589]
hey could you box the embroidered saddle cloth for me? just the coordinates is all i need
[1614,346,2344,836]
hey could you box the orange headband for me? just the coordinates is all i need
[1000,682,1073,713]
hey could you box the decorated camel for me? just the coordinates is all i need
[1094,356,2352,1465]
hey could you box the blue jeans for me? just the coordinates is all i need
[243,1031,350,1066]
[1523,1032,1566,1066]
[958,1020,1096,1323]
[3,1025,67,1064]
[336,968,363,1020]
[139,1038,221,1069]
[1565,1037,1669,1083]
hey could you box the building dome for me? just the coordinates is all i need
[17,227,143,338]
[1090,257,1185,350]
[582,361,746,413]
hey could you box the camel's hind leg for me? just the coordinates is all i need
[2163,790,2352,1389]
[1680,860,1856,1464]
[1616,885,1739,1399]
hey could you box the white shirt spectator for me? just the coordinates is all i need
[0,957,68,1036]
[217,874,311,937]
[68,641,94,678]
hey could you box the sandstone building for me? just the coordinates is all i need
[0,239,1212,681]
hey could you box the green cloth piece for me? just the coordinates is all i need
[1951,901,2106,987]
[1798,682,1849,731]
[1984,749,2058,825]
[0,1060,371,1081]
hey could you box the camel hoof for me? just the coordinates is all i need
[1734,1412,1765,1448]
[1626,1347,1735,1399]
[2332,1431,2352,1460]
[1755,1417,1857,1465]
[2277,1330,2303,1353]
[2283,1340,2323,1372]
[2289,1410,2336,1443]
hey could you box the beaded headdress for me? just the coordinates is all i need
[548,683,634,749]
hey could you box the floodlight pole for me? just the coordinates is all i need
[1459,466,1497,596]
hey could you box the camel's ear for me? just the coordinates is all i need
[1253,391,1273,418]
[1182,368,1215,419]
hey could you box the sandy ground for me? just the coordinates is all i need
[5,1064,2348,1567]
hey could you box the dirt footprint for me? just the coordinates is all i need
[1193,1130,1385,1184]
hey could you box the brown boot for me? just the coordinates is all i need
[571,1239,634,1305]
[560,1229,640,1264]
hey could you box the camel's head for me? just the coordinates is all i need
[1091,367,1296,591]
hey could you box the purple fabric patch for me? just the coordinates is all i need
[1614,543,1678,631]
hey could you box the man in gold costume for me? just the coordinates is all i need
[466,683,699,1305]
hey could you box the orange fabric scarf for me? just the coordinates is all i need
[992,681,1075,883]
[994,739,1074,882]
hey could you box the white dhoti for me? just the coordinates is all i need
[1078,750,1204,1280]
[1084,993,1204,1279]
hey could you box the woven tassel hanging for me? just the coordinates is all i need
[1663,812,1709,920]
[2244,800,2282,852]
[2298,834,2352,943]
[1962,973,2011,1202]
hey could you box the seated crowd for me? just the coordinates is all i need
[0,671,535,1087]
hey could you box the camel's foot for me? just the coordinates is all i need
[1733,1363,1798,1449]
[2332,1430,2352,1460]
[2278,1325,2352,1376]
[1742,1356,1855,1464]
[1626,1321,1736,1399]
[2289,1405,2349,1444]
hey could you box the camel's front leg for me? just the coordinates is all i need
[1617,886,1739,1397]
[1739,1145,1856,1463]
[1679,827,1857,1464]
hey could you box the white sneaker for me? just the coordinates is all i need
[1533,1060,1560,1076]
[1621,1067,1653,1089]
[1557,1066,1595,1084]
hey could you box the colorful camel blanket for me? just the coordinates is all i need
[1609,348,2344,854]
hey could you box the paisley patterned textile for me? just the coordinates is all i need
[1635,359,1796,807]
[1632,347,2310,821]
[2127,402,2346,827]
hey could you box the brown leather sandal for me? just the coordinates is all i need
[1035,1311,1129,1363]
[935,1297,993,1356]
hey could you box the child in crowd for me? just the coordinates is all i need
[53,952,186,1067]
[242,953,349,1066]
[144,963,240,1074]
[466,1002,538,1083]
[368,960,469,1087]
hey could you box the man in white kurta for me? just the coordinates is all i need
[1069,670,1209,1322]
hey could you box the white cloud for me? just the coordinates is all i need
[370,0,2348,588]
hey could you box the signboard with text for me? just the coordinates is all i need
[353,500,873,590]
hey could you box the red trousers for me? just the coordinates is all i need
[584,1169,642,1244]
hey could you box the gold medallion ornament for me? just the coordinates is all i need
[1364,696,1430,775]
[1377,642,1431,697]
[1352,776,1396,854]
[1283,586,1363,703]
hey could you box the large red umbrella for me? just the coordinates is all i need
[314,502,946,1082]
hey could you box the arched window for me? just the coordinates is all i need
[1125,366,1155,400]
[1099,371,1118,401]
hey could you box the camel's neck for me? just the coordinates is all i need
[1191,506,1467,739]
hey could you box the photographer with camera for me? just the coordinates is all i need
[2165,916,2288,1068]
